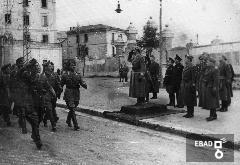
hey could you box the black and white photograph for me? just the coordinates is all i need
[0,0,240,164]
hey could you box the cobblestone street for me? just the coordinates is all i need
[1,108,240,165]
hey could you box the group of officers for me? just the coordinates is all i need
[0,57,87,150]
[128,48,234,122]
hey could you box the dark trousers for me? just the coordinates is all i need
[51,99,58,121]
[1,106,10,124]
[221,100,229,109]
[210,108,217,117]
[19,107,27,133]
[43,107,56,128]
[175,88,183,106]
[66,101,79,128]
[187,106,194,116]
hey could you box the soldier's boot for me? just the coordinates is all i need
[47,108,56,132]
[183,106,194,118]
[71,110,79,131]
[66,111,72,127]
[151,93,157,99]
[2,107,11,126]
[206,109,217,121]
[219,101,228,112]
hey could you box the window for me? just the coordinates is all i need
[42,16,48,27]
[112,33,115,42]
[23,0,29,7]
[23,34,31,42]
[112,46,115,56]
[76,35,79,43]
[42,35,48,43]
[5,14,11,24]
[233,51,240,65]
[23,15,29,26]
[84,34,88,43]
[41,0,47,8]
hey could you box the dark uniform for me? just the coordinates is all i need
[38,68,57,132]
[181,55,197,118]
[228,63,234,105]
[17,58,42,149]
[164,58,175,106]
[218,60,232,112]
[61,61,87,130]
[173,55,184,107]
[202,57,219,121]
[0,64,11,126]
[148,60,159,99]
[128,49,147,104]
[195,55,208,108]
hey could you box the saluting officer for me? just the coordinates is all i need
[173,54,184,108]
[61,60,87,131]
[202,57,220,121]
[181,55,197,118]
[0,64,12,126]
[163,57,175,106]
[128,48,147,105]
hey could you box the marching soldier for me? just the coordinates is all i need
[181,55,197,118]
[163,57,175,106]
[18,58,43,149]
[196,53,208,108]
[39,61,57,132]
[148,55,160,99]
[0,64,12,126]
[128,48,147,105]
[202,57,219,121]
[61,60,87,131]
[218,55,232,112]
[173,54,184,108]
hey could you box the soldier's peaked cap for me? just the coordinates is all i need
[16,57,24,65]
[168,57,174,63]
[175,54,182,61]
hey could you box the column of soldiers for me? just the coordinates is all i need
[0,57,88,149]
[164,53,234,121]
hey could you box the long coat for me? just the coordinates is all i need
[148,61,160,93]
[173,63,184,92]
[196,63,207,107]
[163,65,175,94]
[218,62,232,101]
[228,64,234,97]
[129,54,147,98]
[202,66,220,109]
[180,64,197,107]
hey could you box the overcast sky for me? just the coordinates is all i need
[56,0,240,46]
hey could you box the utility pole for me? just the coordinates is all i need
[159,0,163,87]
[21,0,31,63]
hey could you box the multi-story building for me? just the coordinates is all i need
[0,0,62,70]
[0,0,57,43]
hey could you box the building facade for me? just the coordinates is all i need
[0,0,57,43]
[0,0,62,70]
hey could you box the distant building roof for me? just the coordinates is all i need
[67,24,126,35]
[193,41,240,48]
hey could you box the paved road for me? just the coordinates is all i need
[1,108,240,165]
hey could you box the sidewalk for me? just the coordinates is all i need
[57,78,240,148]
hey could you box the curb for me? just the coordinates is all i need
[56,103,240,151]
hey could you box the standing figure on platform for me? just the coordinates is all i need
[61,60,87,131]
[0,64,12,126]
[148,55,160,99]
[173,54,184,108]
[196,53,208,108]
[218,55,232,112]
[128,49,147,105]
[202,57,219,121]
[181,55,197,118]
[163,57,175,106]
